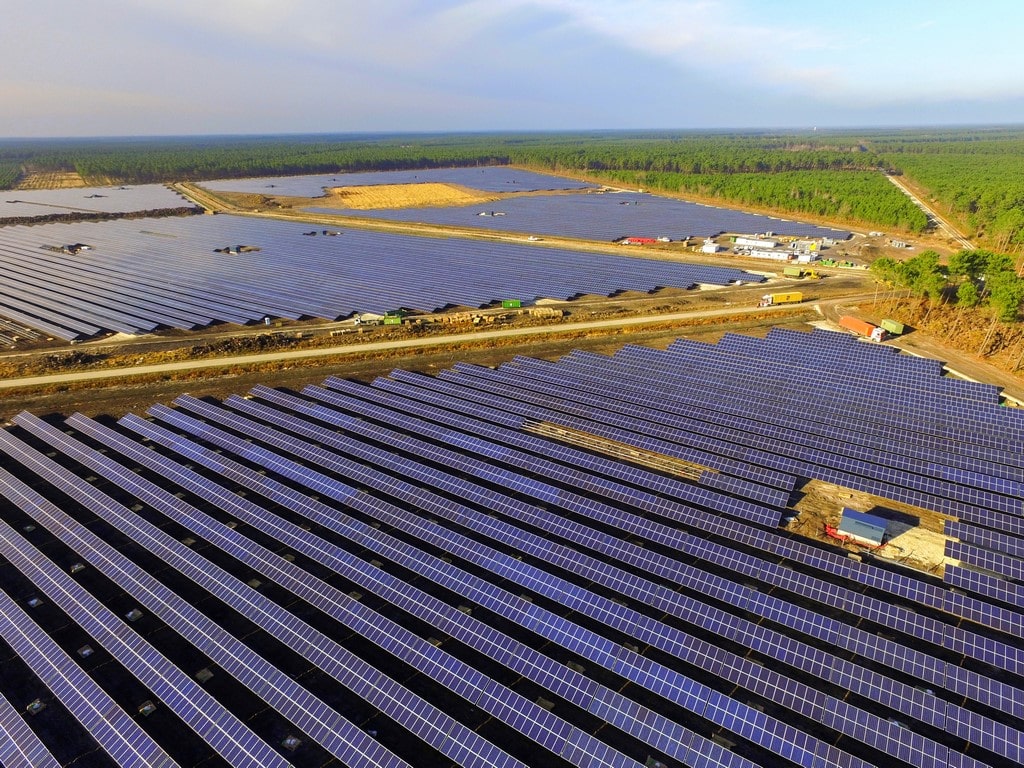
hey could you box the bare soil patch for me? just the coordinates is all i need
[322,182,500,210]
[210,182,500,212]
[787,479,951,576]
[16,170,89,189]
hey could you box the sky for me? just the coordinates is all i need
[4,0,1023,137]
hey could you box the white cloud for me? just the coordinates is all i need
[4,0,1024,134]
[514,0,1024,107]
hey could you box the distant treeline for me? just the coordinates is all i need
[2,128,1023,241]
[0,162,20,189]
[600,169,928,232]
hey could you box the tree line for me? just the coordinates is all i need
[2,128,1024,242]
[871,249,1024,322]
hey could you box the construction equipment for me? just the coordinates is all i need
[783,267,821,279]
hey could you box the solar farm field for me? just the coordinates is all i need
[202,167,598,197]
[0,184,191,220]
[0,328,1020,768]
[307,190,851,242]
[0,214,762,341]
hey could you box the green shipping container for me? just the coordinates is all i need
[501,299,522,309]
[880,318,904,335]
[383,316,403,325]
[783,266,804,277]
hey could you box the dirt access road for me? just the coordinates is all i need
[0,303,811,393]
[886,174,974,249]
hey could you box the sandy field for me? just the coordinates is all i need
[320,182,500,210]
[16,171,89,189]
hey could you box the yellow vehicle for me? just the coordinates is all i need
[783,267,820,279]
[759,292,803,307]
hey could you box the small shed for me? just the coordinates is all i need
[838,508,888,546]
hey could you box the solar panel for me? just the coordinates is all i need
[0,583,178,768]
[114,404,1012,765]
[0,425,499,768]
[0,436,410,768]
[0,513,291,768]
[0,687,62,768]
[299,181,850,242]
[67,408,893,766]
[1,324,1023,768]
[0,213,764,339]
[128,392,1024,718]
[300,381,781,527]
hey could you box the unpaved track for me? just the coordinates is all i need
[886,174,974,249]
[0,304,807,391]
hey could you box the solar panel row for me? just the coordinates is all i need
[0,461,408,768]
[2,422,530,768]
[0,686,61,768]
[946,521,1024,558]
[350,364,1024,639]
[96,409,896,768]
[0,514,291,768]
[71,413,772,768]
[0,214,762,339]
[311,188,851,242]
[0,330,1020,768]
[121,397,1024,765]
[0,562,178,768]
[0,184,189,219]
[508,344,1020,483]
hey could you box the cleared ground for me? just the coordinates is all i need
[15,170,89,189]
[323,181,500,209]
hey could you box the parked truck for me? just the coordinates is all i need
[880,318,905,335]
[839,315,888,342]
[758,292,803,307]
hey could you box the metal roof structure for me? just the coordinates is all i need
[0,328,1020,767]
[838,508,889,546]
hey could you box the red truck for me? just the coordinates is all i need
[839,315,887,342]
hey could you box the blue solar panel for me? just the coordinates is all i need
[0,512,290,768]
[304,379,780,526]
[0,431,409,768]
[0,324,1022,768]
[307,185,850,241]
[0,213,762,339]
[0,580,176,768]
[0,688,61,768]
[1,422,510,768]
[946,521,1024,558]
[114,399,1015,765]
[220,382,1024,712]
